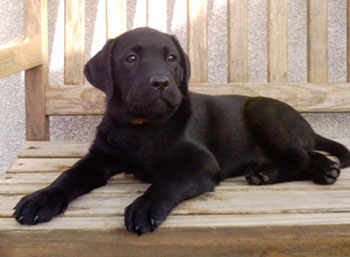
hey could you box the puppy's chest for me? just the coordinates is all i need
[106,128,165,164]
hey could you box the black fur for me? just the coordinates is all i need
[13,28,350,234]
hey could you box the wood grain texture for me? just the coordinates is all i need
[1,224,350,256]
[191,83,350,112]
[106,0,127,39]
[18,141,90,158]
[307,0,328,82]
[25,66,50,141]
[64,0,85,85]
[46,84,106,115]
[0,36,42,78]
[24,0,49,141]
[268,0,288,82]
[2,213,350,230]
[0,172,137,185]
[7,158,80,173]
[147,0,167,32]
[4,188,350,218]
[227,0,248,82]
[187,0,208,83]
[4,177,350,196]
[46,83,350,114]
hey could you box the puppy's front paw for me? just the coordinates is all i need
[124,195,171,235]
[13,188,69,225]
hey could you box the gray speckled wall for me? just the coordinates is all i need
[1,0,350,174]
[0,0,25,175]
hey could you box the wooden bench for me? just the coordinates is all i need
[1,0,350,256]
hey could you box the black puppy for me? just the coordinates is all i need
[14,28,350,234]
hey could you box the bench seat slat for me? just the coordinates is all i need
[3,213,350,231]
[18,141,90,158]
[18,138,350,158]
[3,184,350,218]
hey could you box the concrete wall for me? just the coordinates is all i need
[0,0,349,174]
[0,0,25,175]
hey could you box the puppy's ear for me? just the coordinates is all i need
[84,39,116,101]
[170,36,191,89]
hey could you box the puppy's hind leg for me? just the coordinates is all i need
[243,97,314,184]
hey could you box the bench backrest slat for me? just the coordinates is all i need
[307,0,328,83]
[267,0,288,83]
[64,0,85,85]
[228,0,248,83]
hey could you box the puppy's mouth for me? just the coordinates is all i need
[129,97,174,116]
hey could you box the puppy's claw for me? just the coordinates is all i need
[330,163,340,169]
[34,215,39,224]
[251,176,261,185]
[260,173,270,183]
[135,226,142,236]
[18,216,24,224]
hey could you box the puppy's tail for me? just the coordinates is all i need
[314,134,350,168]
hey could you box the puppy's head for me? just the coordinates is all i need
[84,27,191,123]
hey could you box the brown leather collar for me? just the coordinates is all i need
[130,118,148,125]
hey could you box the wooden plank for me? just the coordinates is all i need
[227,0,248,82]
[1,224,350,257]
[147,0,167,32]
[3,166,350,189]
[46,84,106,115]
[268,0,288,82]
[3,213,350,231]
[25,66,50,141]
[4,177,350,196]
[4,189,350,217]
[46,83,350,114]
[16,139,350,159]
[191,83,350,112]
[24,0,49,141]
[0,36,42,78]
[106,0,126,39]
[64,0,85,85]
[187,0,208,83]
[0,172,138,185]
[0,183,149,195]
[307,0,328,82]
[7,158,80,173]
[18,141,90,158]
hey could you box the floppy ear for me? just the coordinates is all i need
[170,36,191,89]
[84,39,116,101]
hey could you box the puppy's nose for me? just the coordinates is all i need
[150,76,170,91]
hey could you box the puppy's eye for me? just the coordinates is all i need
[126,54,137,63]
[167,54,176,62]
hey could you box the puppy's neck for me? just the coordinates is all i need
[99,97,192,148]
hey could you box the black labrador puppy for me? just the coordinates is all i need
[14,27,350,234]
